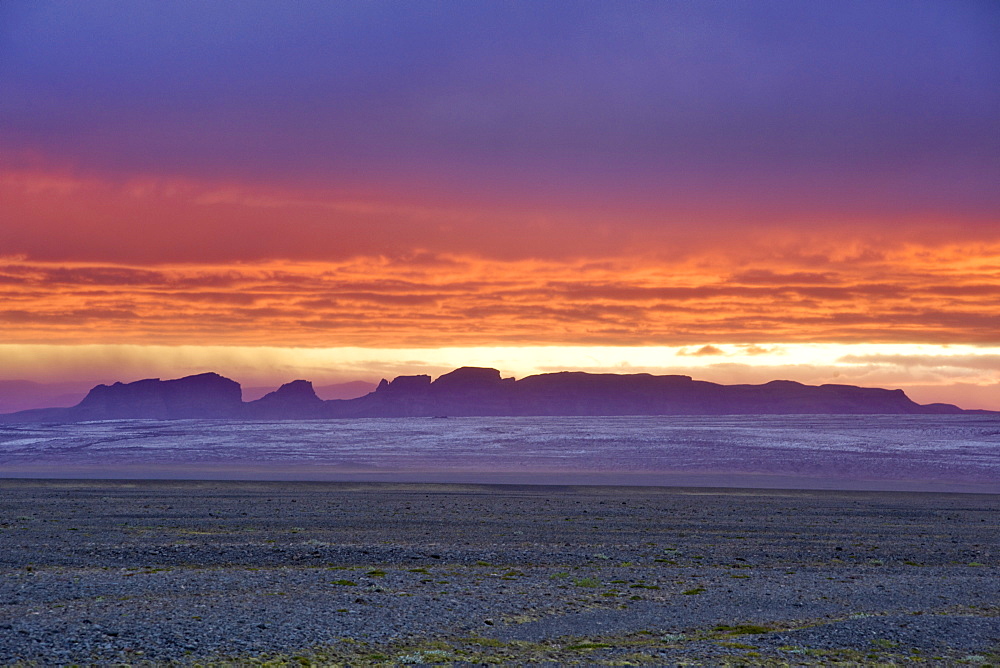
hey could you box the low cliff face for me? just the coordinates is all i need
[73,373,244,419]
[510,372,697,415]
[0,367,970,422]
[333,369,961,418]
[245,380,327,419]
[346,367,516,417]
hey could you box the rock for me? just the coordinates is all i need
[245,380,327,419]
[385,375,432,393]
[431,367,507,391]
[72,373,243,419]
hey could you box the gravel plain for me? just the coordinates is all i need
[0,479,997,665]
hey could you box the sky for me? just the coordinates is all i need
[1,0,999,408]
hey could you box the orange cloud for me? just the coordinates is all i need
[0,239,998,348]
[1,166,999,348]
[679,345,726,356]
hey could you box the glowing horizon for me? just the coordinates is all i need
[3,342,1000,411]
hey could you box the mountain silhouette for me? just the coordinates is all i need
[42,372,242,420]
[0,366,975,422]
[246,380,328,419]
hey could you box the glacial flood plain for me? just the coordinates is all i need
[1,414,998,492]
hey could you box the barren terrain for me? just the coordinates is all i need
[0,480,997,665]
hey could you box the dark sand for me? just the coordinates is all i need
[0,480,997,665]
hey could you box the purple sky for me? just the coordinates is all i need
[2,0,998,216]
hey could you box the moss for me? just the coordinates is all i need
[464,637,503,648]
[712,623,773,635]
[565,642,613,651]
[871,638,899,648]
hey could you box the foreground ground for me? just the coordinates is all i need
[0,480,997,665]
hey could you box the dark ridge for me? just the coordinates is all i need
[74,372,243,419]
[0,366,978,423]
[245,380,326,419]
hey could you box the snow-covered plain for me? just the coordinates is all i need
[1,415,998,491]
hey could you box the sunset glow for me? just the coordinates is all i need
[1,1,998,408]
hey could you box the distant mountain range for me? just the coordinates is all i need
[0,379,377,413]
[0,380,93,414]
[0,367,982,423]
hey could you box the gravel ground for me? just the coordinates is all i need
[0,479,997,665]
